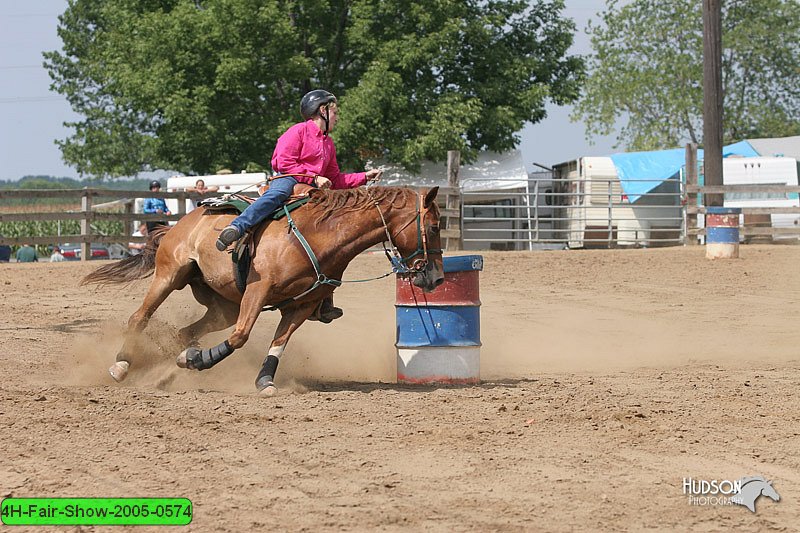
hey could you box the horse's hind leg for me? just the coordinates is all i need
[177,280,240,348]
[109,261,196,382]
[177,280,273,372]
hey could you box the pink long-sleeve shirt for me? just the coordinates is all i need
[271,120,366,189]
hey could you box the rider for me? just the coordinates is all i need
[216,89,382,322]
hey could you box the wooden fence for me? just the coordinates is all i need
[685,184,800,242]
[0,186,463,261]
[0,188,219,260]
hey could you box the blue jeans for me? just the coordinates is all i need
[230,176,298,232]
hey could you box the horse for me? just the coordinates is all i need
[730,476,780,513]
[81,186,445,395]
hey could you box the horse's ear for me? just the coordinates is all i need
[424,186,439,208]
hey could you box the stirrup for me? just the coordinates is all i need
[216,225,241,251]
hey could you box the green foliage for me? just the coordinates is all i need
[573,0,800,151]
[0,220,123,257]
[45,0,584,176]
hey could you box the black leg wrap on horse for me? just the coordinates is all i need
[255,355,280,390]
[187,340,234,370]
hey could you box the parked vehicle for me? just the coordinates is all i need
[59,243,110,260]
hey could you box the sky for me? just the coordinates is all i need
[0,0,619,181]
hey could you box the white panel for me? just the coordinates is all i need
[397,347,480,384]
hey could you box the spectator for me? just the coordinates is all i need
[0,241,11,262]
[15,244,38,263]
[129,223,148,255]
[186,178,219,211]
[142,180,171,232]
[50,246,65,262]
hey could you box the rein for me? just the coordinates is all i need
[226,173,317,198]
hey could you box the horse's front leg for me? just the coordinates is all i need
[255,300,319,396]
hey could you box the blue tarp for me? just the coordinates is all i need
[609,140,760,201]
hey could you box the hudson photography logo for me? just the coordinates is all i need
[682,476,780,513]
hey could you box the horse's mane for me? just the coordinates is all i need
[307,186,412,222]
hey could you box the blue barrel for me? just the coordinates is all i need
[706,207,741,259]
[395,255,483,384]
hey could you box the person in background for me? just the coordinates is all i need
[215,89,382,323]
[0,241,11,262]
[129,222,148,255]
[50,246,65,262]
[15,244,38,263]
[186,178,219,211]
[142,180,171,232]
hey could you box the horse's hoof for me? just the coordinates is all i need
[258,385,277,397]
[109,361,130,382]
[256,374,277,396]
[176,348,199,369]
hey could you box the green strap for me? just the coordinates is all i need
[284,206,342,289]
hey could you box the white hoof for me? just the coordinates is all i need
[258,385,278,397]
[109,361,130,382]
[176,350,189,369]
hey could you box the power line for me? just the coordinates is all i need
[0,13,61,18]
[0,96,65,104]
[0,65,46,70]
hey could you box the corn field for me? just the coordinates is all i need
[0,202,125,256]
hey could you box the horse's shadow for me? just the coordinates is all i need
[294,377,540,394]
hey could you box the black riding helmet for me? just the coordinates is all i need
[300,89,337,135]
[149,180,161,189]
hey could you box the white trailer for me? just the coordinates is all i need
[721,157,799,234]
[553,157,683,248]
[165,172,268,215]
[696,157,800,241]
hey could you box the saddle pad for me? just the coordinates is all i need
[199,196,311,220]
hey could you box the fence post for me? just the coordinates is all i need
[177,191,187,217]
[80,188,92,262]
[123,200,134,243]
[446,150,462,251]
[685,143,699,245]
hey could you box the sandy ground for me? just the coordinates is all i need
[0,245,798,531]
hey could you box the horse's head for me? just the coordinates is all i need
[761,481,781,502]
[391,187,445,292]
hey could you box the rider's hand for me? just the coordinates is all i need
[314,176,332,189]
[365,169,383,183]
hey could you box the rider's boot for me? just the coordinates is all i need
[308,296,343,323]
[216,225,241,251]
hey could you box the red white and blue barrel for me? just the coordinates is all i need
[395,255,483,384]
[706,206,741,259]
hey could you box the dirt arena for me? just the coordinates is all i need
[1,245,798,531]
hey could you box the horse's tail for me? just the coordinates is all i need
[81,226,170,286]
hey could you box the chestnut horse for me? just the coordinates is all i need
[82,186,444,395]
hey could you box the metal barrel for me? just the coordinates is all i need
[395,255,483,384]
[706,207,741,259]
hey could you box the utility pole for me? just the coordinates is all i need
[703,0,723,206]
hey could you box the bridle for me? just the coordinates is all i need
[368,189,443,276]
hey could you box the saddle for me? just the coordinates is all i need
[199,182,315,216]
[199,182,317,293]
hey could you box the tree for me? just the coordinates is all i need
[573,0,800,152]
[45,0,584,177]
